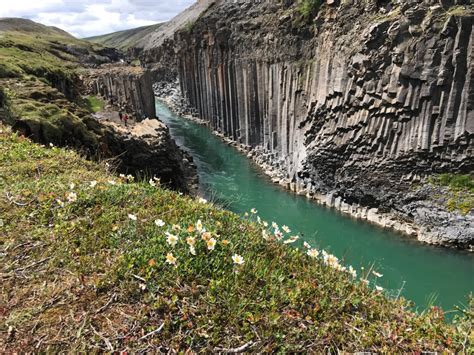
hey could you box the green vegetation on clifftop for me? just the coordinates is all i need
[0,20,119,152]
[1,126,472,352]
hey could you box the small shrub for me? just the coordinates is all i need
[431,174,474,214]
[85,95,105,113]
[436,173,474,192]
[183,20,196,33]
[298,0,322,19]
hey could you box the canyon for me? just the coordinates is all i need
[1,3,473,352]
[136,0,474,248]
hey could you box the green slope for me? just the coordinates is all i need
[0,17,74,38]
[0,18,119,154]
[85,23,163,51]
[0,18,119,80]
[0,126,472,352]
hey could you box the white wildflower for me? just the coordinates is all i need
[166,252,177,266]
[282,225,291,233]
[304,241,312,249]
[206,238,217,251]
[128,214,137,221]
[324,253,340,268]
[348,266,357,278]
[375,285,384,292]
[232,254,244,265]
[66,192,77,203]
[149,179,156,187]
[274,229,283,241]
[69,183,75,190]
[155,219,165,227]
[89,180,97,188]
[166,232,178,247]
[372,271,383,278]
[250,208,257,214]
[307,248,320,258]
[198,197,207,204]
[262,229,270,240]
[186,236,196,247]
[196,219,203,232]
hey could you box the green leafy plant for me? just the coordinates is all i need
[85,95,105,113]
[430,174,474,214]
[298,0,322,19]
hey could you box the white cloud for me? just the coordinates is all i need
[0,0,196,37]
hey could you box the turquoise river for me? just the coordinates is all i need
[156,100,473,315]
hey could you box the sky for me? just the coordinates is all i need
[0,0,195,38]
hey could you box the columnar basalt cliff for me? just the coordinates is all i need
[143,0,474,247]
[85,65,156,120]
[83,66,197,192]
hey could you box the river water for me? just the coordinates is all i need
[156,99,473,314]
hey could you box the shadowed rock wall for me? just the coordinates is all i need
[173,1,473,184]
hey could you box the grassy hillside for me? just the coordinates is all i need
[0,20,119,81]
[0,17,74,38]
[0,126,472,352]
[85,23,163,51]
[0,18,119,152]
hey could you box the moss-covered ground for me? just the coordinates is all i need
[1,126,472,352]
[85,95,106,113]
[0,30,103,80]
[0,27,116,153]
[430,174,474,215]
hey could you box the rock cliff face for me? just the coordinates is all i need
[144,0,474,247]
[95,117,197,193]
[85,65,156,120]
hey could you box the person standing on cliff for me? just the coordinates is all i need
[119,111,123,122]
[123,114,129,127]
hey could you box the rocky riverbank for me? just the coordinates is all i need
[155,80,473,250]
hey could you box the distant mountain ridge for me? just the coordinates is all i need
[0,17,74,38]
[85,23,163,51]
[85,0,216,53]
